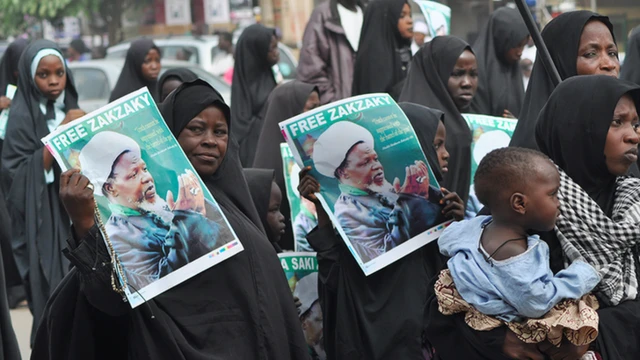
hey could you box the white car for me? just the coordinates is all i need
[105,35,298,80]
[68,59,231,112]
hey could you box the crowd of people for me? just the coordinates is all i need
[0,0,638,359]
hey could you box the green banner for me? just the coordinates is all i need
[415,0,451,37]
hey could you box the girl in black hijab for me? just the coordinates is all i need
[253,80,319,250]
[157,68,198,102]
[1,39,83,343]
[621,26,640,85]
[351,0,414,100]
[109,38,161,102]
[297,103,463,359]
[399,36,477,203]
[33,79,309,359]
[510,11,618,150]
[425,75,640,360]
[244,168,286,253]
[0,38,28,117]
[470,6,529,118]
[231,24,280,167]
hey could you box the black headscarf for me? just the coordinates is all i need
[230,24,278,167]
[510,11,615,150]
[621,26,640,85]
[470,6,529,117]
[109,38,160,102]
[352,0,412,100]
[1,39,78,341]
[156,68,198,102]
[398,102,445,183]
[69,39,89,55]
[253,80,317,250]
[536,75,640,214]
[0,38,28,94]
[399,36,473,202]
[244,168,283,252]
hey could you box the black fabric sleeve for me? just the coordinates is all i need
[306,225,341,292]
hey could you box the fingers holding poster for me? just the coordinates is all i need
[278,253,325,360]
[280,94,451,276]
[42,88,242,308]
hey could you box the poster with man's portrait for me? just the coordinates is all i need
[414,0,451,37]
[42,88,242,308]
[279,94,451,276]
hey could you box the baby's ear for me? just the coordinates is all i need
[510,192,527,215]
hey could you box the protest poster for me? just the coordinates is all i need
[414,0,451,37]
[0,84,17,140]
[42,88,243,308]
[278,252,325,359]
[280,143,318,252]
[204,0,231,24]
[462,113,517,216]
[280,93,451,276]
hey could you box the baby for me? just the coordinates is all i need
[436,147,601,346]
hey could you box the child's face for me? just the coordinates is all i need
[434,121,449,174]
[34,55,66,101]
[524,160,561,231]
[267,181,286,243]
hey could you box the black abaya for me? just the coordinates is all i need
[109,38,160,102]
[308,103,448,359]
[252,80,317,250]
[399,36,474,203]
[230,24,278,167]
[470,6,528,117]
[33,79,309,360]
[509,11,615,150]
[621,26,640,85]
[351,0,412,100]
[244,168,283,252]
[0,38,28,99]
[1,39,78,342]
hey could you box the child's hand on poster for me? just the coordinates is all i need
[298,166,331,228]
[167,169,206,216]
[439,188,464,221]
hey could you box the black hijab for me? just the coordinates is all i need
[352,0,411,100]
[535,75,640,214]
[510,11,615,150]
[0,38,28,94]
[621,26,640,85]
[398,102,445,183]
[470,6,528,117]
[253,80,317,250]
[156,68,198,102]
[399,36,473,202]
[244,168,283,253]
[230,24,278,166]
[1,39,78,341]
[109,38,160,102]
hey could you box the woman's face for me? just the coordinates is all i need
[34,55,66,101]
[160,78,183,102]
[434,120,449,174]
[604,94,640,176]
[397,3,414,40]
[447,50,478,112]
[576,20,619,77]
[504,36,530,65]
[141,48,161,81]
[267,35,280,67]
[303,91,320,112]
[177,105,229,177]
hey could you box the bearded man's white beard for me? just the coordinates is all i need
[134,196,175,223]
[367,180,394,195]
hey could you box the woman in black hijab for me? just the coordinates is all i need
[352,0,414,100]
[231,24,280,167]
[0,38,28,117]
[1,39,83,343]
[621,26,640,85]
[470,7,529,118]
[157,68,198,102]
[109,38,161,102]
[399,36,477,203]
[425,75,640,360]
[253,80,319,250]
[510,11,619,150]
[297,103,462,359]
[33,79,309,359]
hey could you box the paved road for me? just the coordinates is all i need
[10,307,31,359]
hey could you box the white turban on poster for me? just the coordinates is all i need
[312,121,374,178]
[294,272,319,317]
[79,131,142,196]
